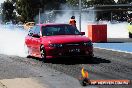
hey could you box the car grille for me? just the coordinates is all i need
[61,43,87,56]
[63,43,83,47]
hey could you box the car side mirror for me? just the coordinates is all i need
[80,32,85,35]
[32,34,40,38]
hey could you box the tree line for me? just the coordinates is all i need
[1,0,132,23]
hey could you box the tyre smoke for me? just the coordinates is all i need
[107,22,129,38]
[0,24,28,57]
[34,4,129,38]
[0,6,129,57]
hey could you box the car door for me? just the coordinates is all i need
[31,25,41,55]
[25,26,36,52]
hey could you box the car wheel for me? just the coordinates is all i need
[40,45,46,62]
[24,44,31,58]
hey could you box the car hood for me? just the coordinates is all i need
[42,35,91,44]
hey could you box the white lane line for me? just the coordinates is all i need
[94,47,132,54]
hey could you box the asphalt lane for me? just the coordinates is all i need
[0,46,132,88]
[0,54,82,88]
[1,25,132,87]
[42,48,132,88]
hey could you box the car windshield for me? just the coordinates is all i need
[42,25,80,36]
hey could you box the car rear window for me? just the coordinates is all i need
[42,25,80,36]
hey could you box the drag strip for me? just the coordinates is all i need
[42,48,132,88]
[0,43,132,88]
[43,48,132,79]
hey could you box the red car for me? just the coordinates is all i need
[25,24,93,61]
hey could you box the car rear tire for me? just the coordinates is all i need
[40,45,46,62]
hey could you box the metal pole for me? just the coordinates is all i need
[79,0,81,32]
[111,12,113,22]
[39,8,41,24]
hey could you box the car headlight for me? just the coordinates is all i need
[49,44,63,48]
[84,41,93,46]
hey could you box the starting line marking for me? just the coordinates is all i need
[94,47,132,54]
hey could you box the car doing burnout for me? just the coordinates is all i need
[25,24,93,60]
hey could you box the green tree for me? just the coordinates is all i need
[15,0,66,22]
[66,0,115,8]
[66,0,91,8]
[16,0,35,22]
[117,0,132,4]
[66,0,79,7]
[2,0,15,23]
[88,0,115,5]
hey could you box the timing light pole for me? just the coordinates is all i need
[39,8,41,24]
[79,0,82,32]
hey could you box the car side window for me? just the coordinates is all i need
[28,26,36,36]
[28,25,41,37]
[42,26,60,36]
[34,26,41,35]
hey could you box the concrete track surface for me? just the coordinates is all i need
[0,38,132,88]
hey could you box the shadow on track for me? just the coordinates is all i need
[31,56,111,65]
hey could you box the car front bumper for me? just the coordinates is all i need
[45,46,93,59]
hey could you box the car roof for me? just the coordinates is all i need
[36,23,70,26]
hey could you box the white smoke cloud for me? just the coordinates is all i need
[35,4,129,38]
[54,4,96,33]
[0,4,129,57]
[0,24,28,57]
[0,22,128,57]
[107,22,129,38]
[34,4,96,32]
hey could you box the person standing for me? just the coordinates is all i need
[69,16,76,27]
